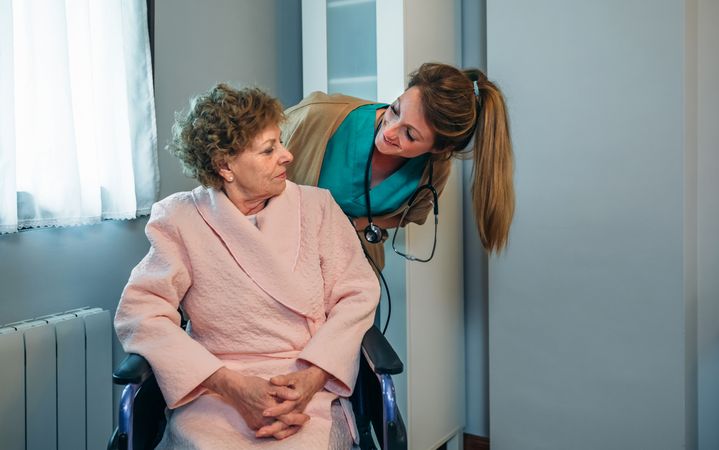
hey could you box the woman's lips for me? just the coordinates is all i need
[383,135,398,148]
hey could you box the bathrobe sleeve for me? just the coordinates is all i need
[114,200,225,409]
[298,191,380,396]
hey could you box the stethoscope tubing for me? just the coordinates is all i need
[363,109,439,261]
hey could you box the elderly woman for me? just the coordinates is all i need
[114,84,379,449]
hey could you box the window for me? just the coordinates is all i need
[0,0,158,233]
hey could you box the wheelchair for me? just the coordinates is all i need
[108,325,406,450]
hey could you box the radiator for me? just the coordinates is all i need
[0,307,113,450]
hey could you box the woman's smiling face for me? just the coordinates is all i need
[374,86,437,158]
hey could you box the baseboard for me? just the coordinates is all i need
[464,433,490,450]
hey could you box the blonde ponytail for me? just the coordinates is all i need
[471,78,514,253]
[408,63,515,253]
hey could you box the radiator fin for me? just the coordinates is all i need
[83,310,113,450]
[0,330,25,450]
[56,316,86,450]
[25,322,58,450]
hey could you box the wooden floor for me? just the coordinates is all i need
[464,433,490,449]
[435,433,489,450]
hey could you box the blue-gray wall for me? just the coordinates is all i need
[0,221,150,326]
[697,1,719,449]
[461,0,490,438]
[154,0,302,199]
[484,0,716,448]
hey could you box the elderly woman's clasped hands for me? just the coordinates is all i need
[203,365,331,440]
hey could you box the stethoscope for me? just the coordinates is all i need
[362,114,439,263]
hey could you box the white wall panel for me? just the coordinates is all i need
[402,2,464,448]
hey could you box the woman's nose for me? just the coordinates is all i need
[383,120,399,140]
[280,145,293,164]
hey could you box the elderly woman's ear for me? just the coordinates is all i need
[217,159,235,183]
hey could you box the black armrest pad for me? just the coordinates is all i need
[361,326,403,375]
[113,353,153,385]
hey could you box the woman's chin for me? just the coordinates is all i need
[260,181,287,201]
[273,180,287,194]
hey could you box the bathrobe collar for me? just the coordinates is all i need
[191,182,321,319]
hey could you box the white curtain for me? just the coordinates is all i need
[0,0,158,234]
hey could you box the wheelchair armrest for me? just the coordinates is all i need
[110,354,167,450]
[113,353,153,385]
[361,326,403,375]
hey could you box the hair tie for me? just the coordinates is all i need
[473,80,479,98]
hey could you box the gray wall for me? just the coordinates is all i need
[485,0,714,449]
[697,0,719,449]
[461,0,490,438]
[0,221,150,326]
[154,0,302,198]
[0,0,302,423]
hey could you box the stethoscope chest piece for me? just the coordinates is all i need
[364,222,386,244]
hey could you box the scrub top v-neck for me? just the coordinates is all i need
[317,104,429,218]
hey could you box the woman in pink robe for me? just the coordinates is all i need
[114,84,379,449]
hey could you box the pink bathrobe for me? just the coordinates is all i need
[114,181,379,449]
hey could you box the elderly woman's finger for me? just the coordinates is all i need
[268,385,300,401]
[255,420,287,438]
[273,426,301,440]
[269,373,294,386]
[256,411,308,438]
[263,399,298,418]
[277,412,310,426]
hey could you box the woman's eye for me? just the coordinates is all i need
[405,130,415,142]
[390,104,399,115]
[263,147,274,154]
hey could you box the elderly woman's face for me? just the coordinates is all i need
[225,125,293,201]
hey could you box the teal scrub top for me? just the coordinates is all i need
[317,104,429,218]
